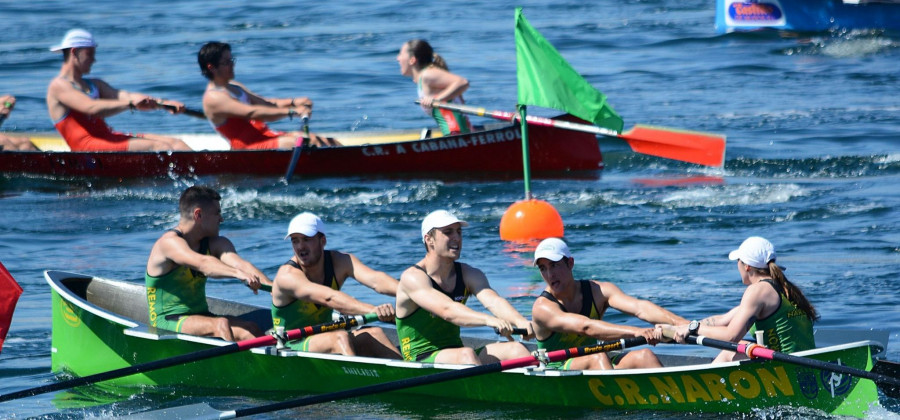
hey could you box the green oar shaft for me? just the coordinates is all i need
[0,313,377,403]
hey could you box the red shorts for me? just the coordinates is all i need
[55,113,136,152]
[230,136,282,150]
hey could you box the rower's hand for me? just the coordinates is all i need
[489,318,515,340]
[292,104,312,118]
[291,97,313,108]
[130,95,159,111]
[236,270,262,294]
[656,324,677,343]
[637,327,663,346]
[157,99,185,114]
[515,322,535,341]
[373,303,396,322]
[0,94,15,117]
[419,96,435,110]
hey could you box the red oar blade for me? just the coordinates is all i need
[620,125,726,167]
[0,261,23,353]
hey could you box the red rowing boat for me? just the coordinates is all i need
[0,118,602,179]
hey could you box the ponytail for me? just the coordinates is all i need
[432,53,448,70]
[767,261,820,322]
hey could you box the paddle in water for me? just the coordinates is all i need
[426,101,726,167]
[0,313,379,403]
[120,337,648,419]
[284,115,310,183]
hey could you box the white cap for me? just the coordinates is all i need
[284,212,325,239]
[421,210,468,243]
[50,29,98,52]
[533,237,572,265]
[728,236,778,269]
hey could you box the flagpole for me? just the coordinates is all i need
[498,8,565,243]
[518,104,532,200]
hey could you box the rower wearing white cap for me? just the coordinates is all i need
[271,212,401,359]
[395,210,534,365]
[46,28,192,151]
[666,236,818,363]
[531,238,687,370]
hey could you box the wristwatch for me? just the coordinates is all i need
[688,320,700,336]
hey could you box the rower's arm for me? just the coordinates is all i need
[694,283,771,342]
[532,296,645,342]
[399,268,496,328]
[701,306,739,327]
[464,266,529,326]
[279,266,376,315]
[203,85,300,124]
[344,252,398,296]
[49,77,132,119]
[420,67,469,104]
[602,281,687,325]
[151,233,252,283]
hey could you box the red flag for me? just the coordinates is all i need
[0,261,23,353]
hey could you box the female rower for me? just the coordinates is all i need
[668,236,818,363]
[396,39,473,136]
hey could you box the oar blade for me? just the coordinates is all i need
[872,360,900,398]
[620,125,726,167]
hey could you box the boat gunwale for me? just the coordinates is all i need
[46,269,883,378]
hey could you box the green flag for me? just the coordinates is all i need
[515,8,624,133]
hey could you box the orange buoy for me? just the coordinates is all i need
[499,199,564,242]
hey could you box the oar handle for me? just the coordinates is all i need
[158,103,206,119]
[493,327,529,336]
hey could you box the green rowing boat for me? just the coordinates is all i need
[47,270,882,417]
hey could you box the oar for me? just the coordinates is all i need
[495,327,529,336]
[0,313,378,403]
[678,333,900,394]
[158,103,206,119]
[427,101,726,167]
[873,359,900,398]
[284,115,309,183]
[120,337,648,419]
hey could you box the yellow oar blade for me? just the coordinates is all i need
[620,125,726,167]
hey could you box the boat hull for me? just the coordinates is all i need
[48,271,880,416]
[1,121,602,178]
[716,0,900,32]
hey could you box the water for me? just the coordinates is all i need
[1,0,899,418]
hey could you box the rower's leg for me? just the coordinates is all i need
[433,347,480,365]
[351,327,401,359]
[613,348,662,369]
[477,341,531,364]
[305,330,356,356]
